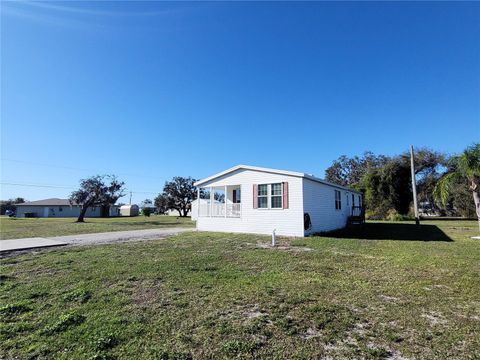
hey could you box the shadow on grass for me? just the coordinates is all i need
[318,223,453,242]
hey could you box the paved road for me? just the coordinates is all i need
[0,228,192,253]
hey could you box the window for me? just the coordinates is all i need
[352,194,355,207]
[258,184,268,208]
[335,190,341,210]
[271,183,283,208]
[256,183,284,209]
[59,207,63,212]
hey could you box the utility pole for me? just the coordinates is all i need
[410,145,420,226]
[129,191,132,205]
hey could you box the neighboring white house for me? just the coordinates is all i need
[194,165,363,237]
[15,198,120,218]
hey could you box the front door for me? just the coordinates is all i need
[43,207,49,218]
[232,188,241,203]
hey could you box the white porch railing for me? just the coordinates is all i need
[198,203,241,218]
[227,203,241,217]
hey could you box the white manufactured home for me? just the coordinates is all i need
[194,165,363,237]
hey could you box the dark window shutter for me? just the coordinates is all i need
[283,182,289,209]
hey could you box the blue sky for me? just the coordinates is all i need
[1,1,479,204]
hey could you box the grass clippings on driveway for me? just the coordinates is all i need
[1,220,479,359]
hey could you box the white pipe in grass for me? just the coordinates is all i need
[272,229,276,247]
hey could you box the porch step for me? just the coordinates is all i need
[348,216,364,226]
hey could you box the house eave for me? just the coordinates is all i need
[194,164,304,187]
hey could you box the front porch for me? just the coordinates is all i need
[196,185,241,218]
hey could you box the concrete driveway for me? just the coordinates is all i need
[0,228,192,253]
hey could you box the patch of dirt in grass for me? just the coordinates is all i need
[230,304,269,321]
[455,313,480,321]
[323,334,359,357]
[421,311,448,326]
[350,321,370,337]
[385,350,410,360]
[255,242,313,252]
[26,266,60,277]
[321,319,410,359]
[379,295,400,303]
[130,280,163,307]
[327,250,377,259]
[424,284,452,291]
[300,327,321,340]
[243,309,267,319]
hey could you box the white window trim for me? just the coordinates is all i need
[257,183,283,210]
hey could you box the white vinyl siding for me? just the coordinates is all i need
[196,169,304,237]
[303,178,362,235]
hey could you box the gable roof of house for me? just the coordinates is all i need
[194,165,362,194]
[16,198,78,206]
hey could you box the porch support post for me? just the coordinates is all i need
[224,185,227,218]
[197,188,200,220]
[210,187,213,217]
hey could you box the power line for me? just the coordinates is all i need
[0,182,159,194]
[0,182,73,189]
[1,158,166,181]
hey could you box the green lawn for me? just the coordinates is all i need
[0,215,195,240]
[1,220,479,359]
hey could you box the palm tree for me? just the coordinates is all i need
[434,143,480,231]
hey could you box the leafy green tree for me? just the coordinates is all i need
[69,175,125,222]
[0,197,25,215]
[142,207,152,217]
[140,199,153,217]
[154,194,169,215]
[442,178,477,217]
[400,147,447,177]
[434,144,480,229]
[360,159,412,217]
[161,177,197,217]
[325,152,389,187]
